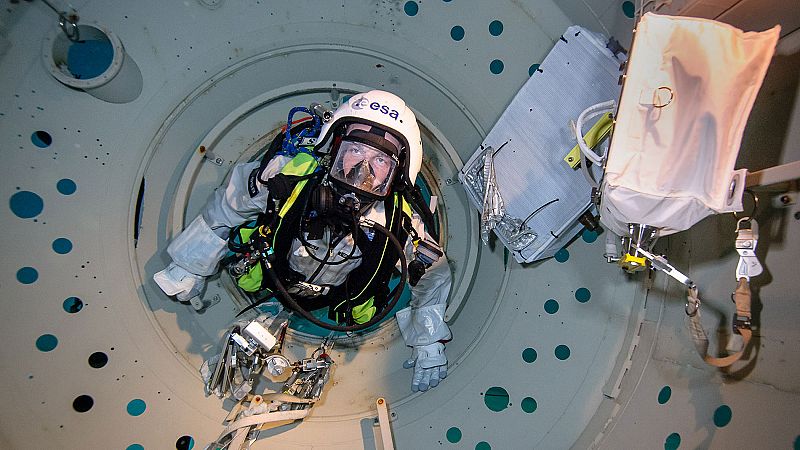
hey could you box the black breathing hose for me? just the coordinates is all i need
[263,219,408,332]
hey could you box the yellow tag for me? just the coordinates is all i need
[619,253,647,273]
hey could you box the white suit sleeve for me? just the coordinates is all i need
[167,156,290,275]
[395,213,452,346]
[201,158,289,239]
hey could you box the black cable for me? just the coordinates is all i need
[306,231,347,283]
[263,219,408,332]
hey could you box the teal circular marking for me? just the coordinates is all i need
[57,178,77,195]
[555,344,571,360]
[490,59,504,74]
[664,432,681,450]
[658,386,672,405]
[126,445,144,450]
[52,238,73,254]
[446,427,462,443]
[31,131,52,148]
[403,1,419,16]
[176,436,195,450]
[63,297,83,313]
[575,288,591,303]
[622,1,635,18]
[544,299,559,314]
[522,348,537,363]
[582,229,599,243]
[36,334,58,352]
[521,397,537,413]
[17,267,38,284]
[450,25,465,41]
[127,399,146,416]
[528,63,540,76]
[484,386,510,412]
[554,248,569,262]
[476,442,491,450]
[794,436,800,450]
[10,191,43,218]
[489,20,503,36]
[713,404,732,427]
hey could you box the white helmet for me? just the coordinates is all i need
[316,90,423,189]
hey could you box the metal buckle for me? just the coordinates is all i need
[732,315,751,334]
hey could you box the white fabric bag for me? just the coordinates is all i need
[600,13,780,237]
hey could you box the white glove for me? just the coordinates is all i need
[403,342,447,392]
[153,262,206,309]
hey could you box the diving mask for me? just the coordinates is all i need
[330,139,398,198]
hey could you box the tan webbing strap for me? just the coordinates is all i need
[687,279,752,367]
[221,410,309,437]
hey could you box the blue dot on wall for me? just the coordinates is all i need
[127,399,147,416]
[52,238,73,254]
[490,59,504,74]
[63,297,83,313]
[489,20,503,36]
[36,334,58,352]
[658,386,672,405]
[126,445,144,450]
[520,397,538,414]
[451,25,465,41]
[57,178,77,195]
[575,288,591,303]
[17,267,39,284]
[544,299,559,314]
[794,435,800,450]
[476,442,491,450]
[713,404,732,427]
[622,1,636,18]
[522,347,537,363]
[446,427,462,443]
[664,432,681,450]
[521,397,537,413]
[404,1,419,16]
[554,248,569,262]
[555,344,571,360]
[528,63,540,76]
[9,191,44,218]
[484,386,510,412]
[31,131,53,148]
[176,435,195,450]
[582,229,599,243]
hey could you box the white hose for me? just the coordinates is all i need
[575,100,615,166]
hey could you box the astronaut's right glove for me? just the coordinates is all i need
[153,262,206,310]
[153,215,228,310]
[403,342,447,392]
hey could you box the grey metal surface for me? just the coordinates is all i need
[460,26,622,263]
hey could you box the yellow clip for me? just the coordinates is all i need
[619,253,647,273]
[564,113,614,169]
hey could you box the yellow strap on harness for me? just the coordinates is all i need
[278,152,319,218]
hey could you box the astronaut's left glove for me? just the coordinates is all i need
[403,342,447,392]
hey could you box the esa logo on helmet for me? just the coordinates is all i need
[351,96,399,120]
